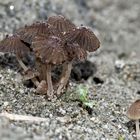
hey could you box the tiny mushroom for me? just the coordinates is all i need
[32,35,68,99]
[56,25,100,95]
[127,99,140,140]
[0,34,39,87]
[16,22,50,44]
[47,15,76,33]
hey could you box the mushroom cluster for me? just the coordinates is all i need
[0,15,100,100]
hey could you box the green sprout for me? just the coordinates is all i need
[76,84,96,110]
[77,84,88,102]
[118,135,125,140]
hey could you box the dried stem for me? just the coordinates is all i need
[57,61,72,95]
[16,55,28,72]
[0,112,48,122]
[46,64,54,98]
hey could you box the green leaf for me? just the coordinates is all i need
[76,84,88,102]
[118,135,125,140]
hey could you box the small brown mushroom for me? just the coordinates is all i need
[127,99,140,140]
[65,26,100,52]
[0,34,39,87]
[16,22,62,45]
[16,22,50,44]
[56,42,87,95]
[0,34,30,57]
[32,35,67,99]
[56,26,100,95]
[47,15,76,33]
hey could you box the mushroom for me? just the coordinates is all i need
[65,26,100,52]
[16,21,61,45]
[127,99,140,140]
[32,35,67,99]
[16,22,50,44]
[56,26,100,95]
[0,34,39,87]
[56,42,87,95]
[16,21,63,80]
[47,15,76,33]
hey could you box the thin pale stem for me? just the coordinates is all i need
[136,120,140,140]
[16,56,28,72]
[16,55,39,87]
[57,61,72,95]
[46,64,53,98]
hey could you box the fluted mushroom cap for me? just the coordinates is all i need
[65,26,100,52]
[64,42,87,61]
[32,35,67,65]
[47,15,76,33]
[16,22,61,44]
[0,34,30,57]
[127,99,140,120]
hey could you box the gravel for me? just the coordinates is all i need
[0,0,140,140]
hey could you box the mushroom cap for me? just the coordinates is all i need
[0,34,30,57]
[127,99,140,120]
[16,21,61,44]
[32,35,67,65]
[47,15,76,33]
[64,42,87,61]
[65,26,100,52]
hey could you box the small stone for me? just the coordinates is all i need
[115,60,125,70]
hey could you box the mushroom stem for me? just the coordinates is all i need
[35,59,47,81]
[16,56,28,72]
[42,64,47,81]
[57,61,72,95]
[36,80,47,94]
[16,55,39,87]
[46,64,53,98]
[136,120,140,140]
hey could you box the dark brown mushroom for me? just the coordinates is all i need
[65,26,100,52]
[127,99,140,140]
[56,42,87,95]
[16,22,61,45]
[0,34,39,87]
[32,35,68,99]
[0,34,30,57]
[47,15,76,33]
[56,26,100,95]
[16,22,49,44]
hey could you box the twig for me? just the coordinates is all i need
[0,112,48,122]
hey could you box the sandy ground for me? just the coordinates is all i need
[0,0,140,139]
